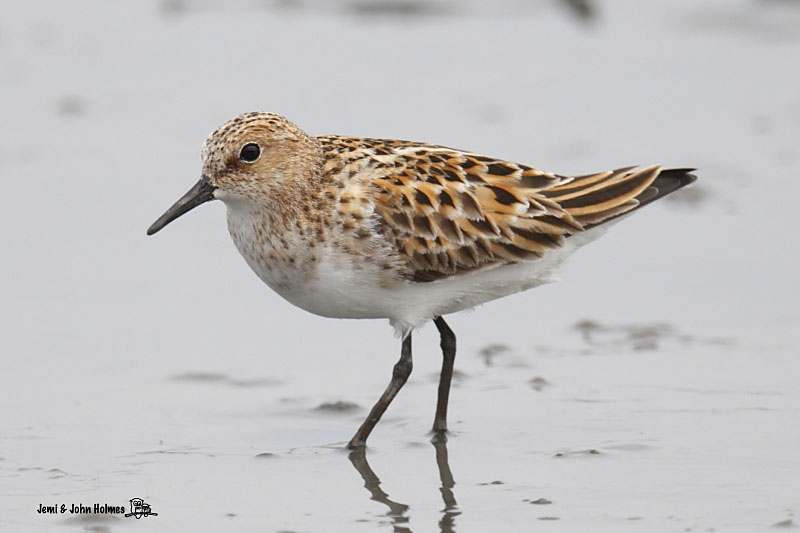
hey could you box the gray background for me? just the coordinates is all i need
[1,0,799,531]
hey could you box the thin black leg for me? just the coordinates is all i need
[348,333,413,449]
[432,316,456,433]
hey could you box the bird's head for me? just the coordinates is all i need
[147,111,317,236]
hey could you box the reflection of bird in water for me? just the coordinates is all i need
[348,434,459,533]
[348,446,411,532]
[148,112,696,448]
[432,434,459,533]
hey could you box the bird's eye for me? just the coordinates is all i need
[239,143,261,163]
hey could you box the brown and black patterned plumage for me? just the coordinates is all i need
[317,134,695,283]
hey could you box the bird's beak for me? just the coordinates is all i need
[147,175,217,235]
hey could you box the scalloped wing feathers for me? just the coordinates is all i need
[318,136,694,283]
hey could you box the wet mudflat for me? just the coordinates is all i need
[1,0,799,531]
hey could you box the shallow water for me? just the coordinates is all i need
[1,0,799,531]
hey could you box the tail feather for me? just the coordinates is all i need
[635,168,698,209]
[544,166,697,230]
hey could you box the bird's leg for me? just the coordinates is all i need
[347,333,413,449]
[432,316,456,433]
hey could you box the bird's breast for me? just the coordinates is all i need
[224,204,404,320]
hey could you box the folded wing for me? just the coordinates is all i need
[321,136,695,282]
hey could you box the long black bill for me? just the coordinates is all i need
[147,175,217,236]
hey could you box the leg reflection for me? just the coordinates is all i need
[348,447,412,533]
[432,433,460,533]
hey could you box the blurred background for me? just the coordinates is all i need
[1,1,799,531]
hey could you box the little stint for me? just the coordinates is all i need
[147,111,696,448]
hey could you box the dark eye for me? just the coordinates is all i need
[239,143,261,163]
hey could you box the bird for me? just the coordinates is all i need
[147,111,696,449]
